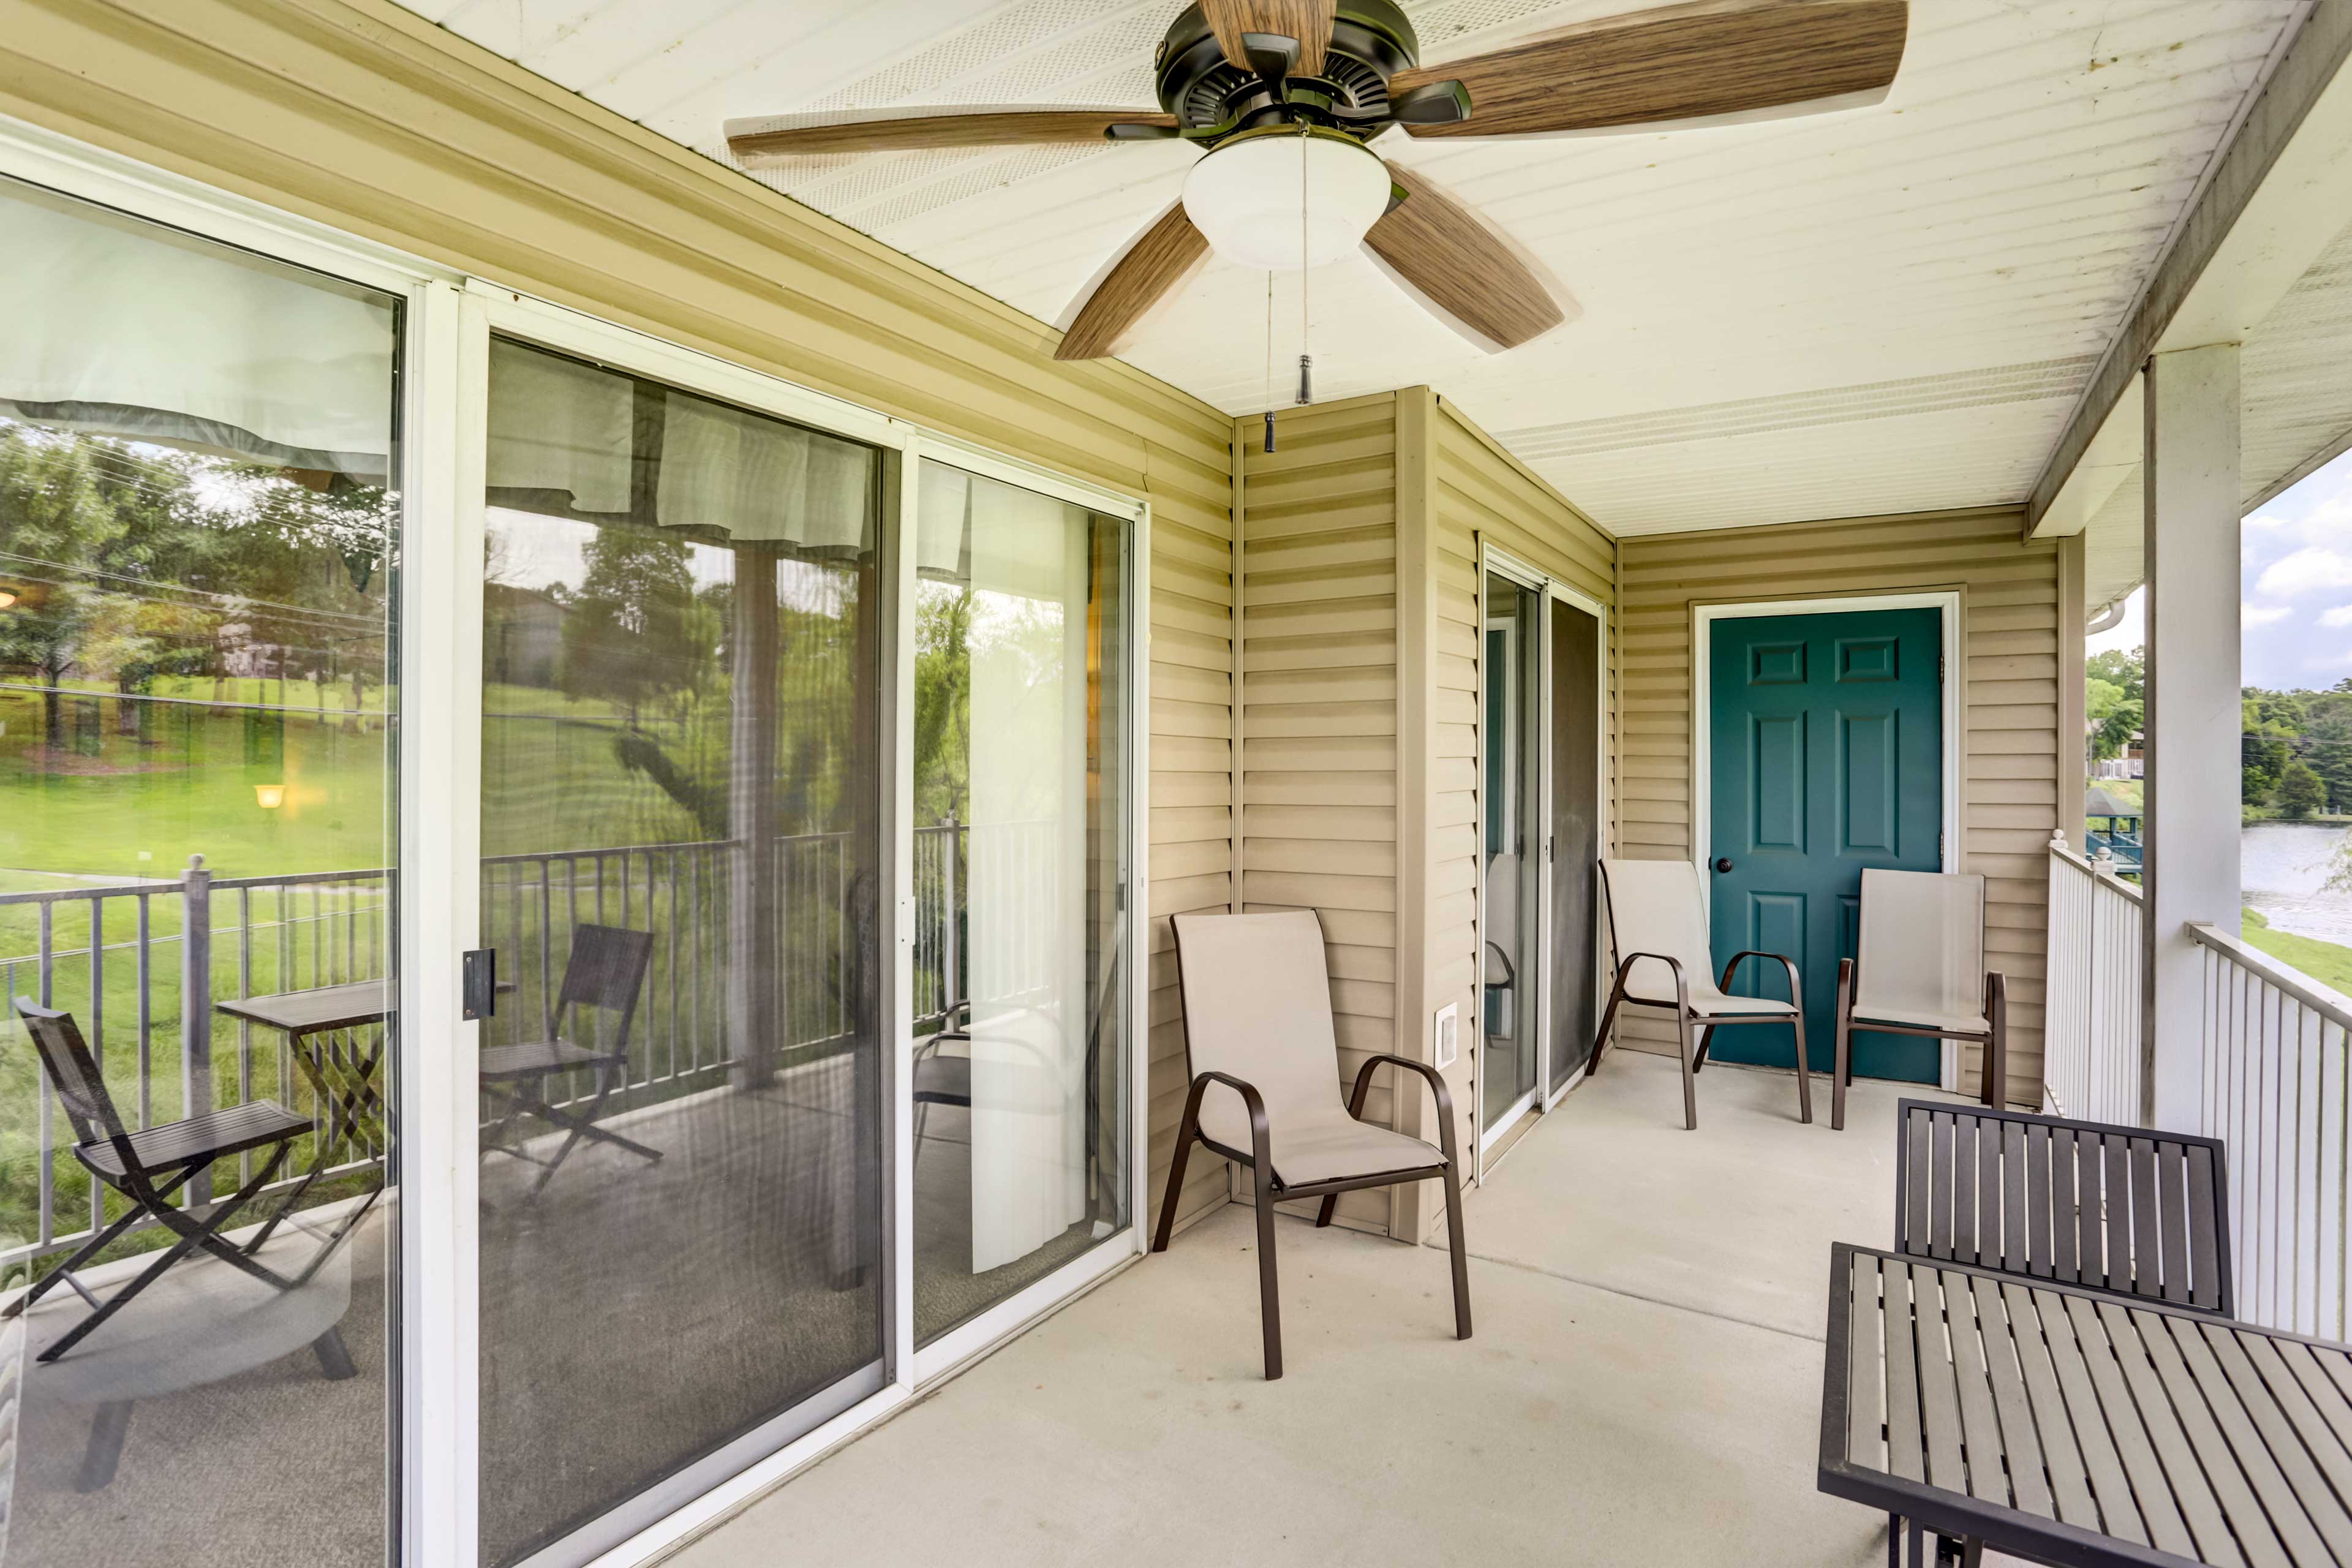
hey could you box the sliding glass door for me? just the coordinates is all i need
[459,331,1144,1562]
[908,461,1132,1349]
[473,337,888,1566]
[1482,570,1542,1134]
[0,138,1150,1567]
[0,175,404,1567]
[1544,589,1604,1099]
[1481,552,1607,1146]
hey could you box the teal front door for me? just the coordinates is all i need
[1706,608,1943,1083]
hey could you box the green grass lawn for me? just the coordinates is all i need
[2242,908,2352,997]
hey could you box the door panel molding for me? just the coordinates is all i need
[1691,590,1961,1088]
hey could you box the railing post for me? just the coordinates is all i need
[2089,845,2109,1122]
[179,853,213,1204]
[727,544,781,1090]
[942,814,959,1009]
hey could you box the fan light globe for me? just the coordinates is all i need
[1182,130,1390,271]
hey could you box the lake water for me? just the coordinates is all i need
[2244,821,2352,943]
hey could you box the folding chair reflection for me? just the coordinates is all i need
[481,923,660,1194]
[4,1000,334,1365]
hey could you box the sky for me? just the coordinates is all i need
[2089,445,2352,691]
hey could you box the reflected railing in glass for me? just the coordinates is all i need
[0,823,968,1267]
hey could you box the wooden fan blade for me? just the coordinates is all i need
[1202,0,1336,77]
[726,108,1177,162]
[1056,206,1212,361]
[1392,0,1907,138]
[1364,165,1562,352]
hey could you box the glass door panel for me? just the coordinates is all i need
[475,337,886,1566]
[910,461,1131,1347]
[0,176,401,1566]
[1482,571,1541,1133]
[1547,594,1602,1096]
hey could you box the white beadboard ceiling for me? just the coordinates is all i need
[396,0,2309,536]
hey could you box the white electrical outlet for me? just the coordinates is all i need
[1434,1002,1459,1069]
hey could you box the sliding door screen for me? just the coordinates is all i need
[1547,594,1602,1096]
[910,461,1131,1346]
[0,176,401,1566]
[475,337,886,1566]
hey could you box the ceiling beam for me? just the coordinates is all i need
[2026,3,2352,538]
[2034,369,2141,540]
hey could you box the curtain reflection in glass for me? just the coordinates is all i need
[911,463,1129,1347]
[0,176,398,1568]
[477,338,883,1566]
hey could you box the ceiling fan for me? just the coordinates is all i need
[726,0,1909,363]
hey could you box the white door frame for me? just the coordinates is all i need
[1689,590,1963,1091]
[0,110,1154,1568]
[1474,545,1609,1162]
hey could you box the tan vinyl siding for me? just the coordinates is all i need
[1613,507,2058,1107]
[1237,393,1400,1232]
[1409,396,1616,1239]
[0,0,1238,1229]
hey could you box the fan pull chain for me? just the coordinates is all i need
[1264,271,1277,454]
[1296,123,1313,408]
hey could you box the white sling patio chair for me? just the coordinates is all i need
[1153,909,1470,1381]
[1831,869,2007,1131]
[1588,859,1812,1130]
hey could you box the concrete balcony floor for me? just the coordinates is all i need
[675,1050,1994,1568]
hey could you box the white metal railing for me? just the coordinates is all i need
[2043,835,2145,1126]
[2189,921,2352,1338]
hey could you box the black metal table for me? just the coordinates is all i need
[215,979,398,1268]
[217,979,394,1169]
[1822,1241,2352,1567]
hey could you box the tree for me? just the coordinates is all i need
[2244,688,2312,806]
[2086,677,2141,762]
[2244,738,2289,804]
[913,583,971,824]
[2088,646,2143,704]
[0,426,135,748]
[559,526,707,725]
[2276,758,2327,819]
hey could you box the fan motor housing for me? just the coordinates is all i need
[1155,1,1419,145]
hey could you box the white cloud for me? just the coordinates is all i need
[2324,606,2352,628]
[2245,603,2294,626]
[2245,497,2352,550]
[2255,546,2352,598]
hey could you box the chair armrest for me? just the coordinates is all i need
[1721,949,1801,1011]
[1180,1069,1273,1167]
[1344,1053,1463,1170]
[1613,951,1692,1011]
[1983,970,2008,1109]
